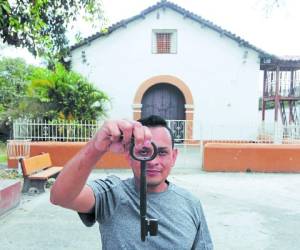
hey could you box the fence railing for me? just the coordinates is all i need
[166,120,194,143]
[12,119,300,144]
[13,119,103,142]
[199,122,300,144]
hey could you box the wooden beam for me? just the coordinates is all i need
[289,69,294,123]
[262,70,267,121]
[274,65,280,122]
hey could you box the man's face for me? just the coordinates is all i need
[127,126,178,192]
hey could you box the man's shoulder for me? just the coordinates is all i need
[168,182,200,205]
[87,175,122,191]
[88,175,135,191]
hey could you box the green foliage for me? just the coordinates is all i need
[0,169,21,179]
[0,58,110,141]
[0,57,33,109]
[0,0,105,65]
[0,57,34,140]
[0,155,7,163]
[0,141,6,163]
[26,63,110,120]
[258,98,300,110]
[258,97,275,110]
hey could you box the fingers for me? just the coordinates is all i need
[118,120,133,145]
[99,120,151,150]
[132,122,151,147]
[101,120,131,144]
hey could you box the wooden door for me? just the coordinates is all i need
[141,83,185,120]
[141,83,185,142]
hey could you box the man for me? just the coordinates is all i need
[50,115,213,249]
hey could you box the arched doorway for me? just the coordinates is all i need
[141,83,185,142]
[133,75,194,142]
[141,83,185,120]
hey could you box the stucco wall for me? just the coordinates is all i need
[71,7,260,140]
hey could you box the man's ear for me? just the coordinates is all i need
[172,148,178,165]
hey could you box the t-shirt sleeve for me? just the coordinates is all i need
[191,201,214,250]
[78,175,123,227]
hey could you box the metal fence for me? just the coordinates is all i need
[166,120,193,143]
[12,119,300,144]
[12,119,103,142]
[6,139,31,159]
[199,122,300,144]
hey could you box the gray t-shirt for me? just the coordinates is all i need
[78,175,213,250]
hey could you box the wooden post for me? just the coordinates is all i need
[262,69,267,121]
[274,65,280,122]
[289,69,294,123]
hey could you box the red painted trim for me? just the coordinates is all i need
[0,180,21,216]
[8,142,130,169]
[204,143,300,172]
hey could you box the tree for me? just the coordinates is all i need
[0,57,32,110]
[26,63,110,120]
[258,0,294,17]
[0,58,110,141]
[0,57,34,140]
[0,0,105,65]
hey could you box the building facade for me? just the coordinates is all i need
[70,1,272,140]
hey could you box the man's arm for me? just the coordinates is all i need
[50,120,151,212]
[50,138,104,212]
[192,202,214,250]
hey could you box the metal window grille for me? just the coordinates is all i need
[156,33,171,53]
[152,30,177,54]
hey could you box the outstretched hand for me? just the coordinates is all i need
[92,120,152,154]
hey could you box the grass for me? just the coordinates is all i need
[0,169,21,179]
[0,141,7,164]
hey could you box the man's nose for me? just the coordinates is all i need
[147,156,159,167]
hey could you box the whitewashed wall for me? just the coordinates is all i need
[71,7,261,140]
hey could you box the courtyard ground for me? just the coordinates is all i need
[0,169,299,250]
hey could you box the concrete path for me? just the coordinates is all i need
[0,169,299,250]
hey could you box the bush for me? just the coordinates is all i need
[0,58,110,141]
[0,58,34,141]
[26,63,110,120]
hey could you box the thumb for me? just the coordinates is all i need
[109,143,126,153]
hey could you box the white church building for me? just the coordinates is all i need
[70,0,274,141]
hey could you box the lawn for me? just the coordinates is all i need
[0,142,7,164]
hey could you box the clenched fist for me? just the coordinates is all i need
[92,120,152,154]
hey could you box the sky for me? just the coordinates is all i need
[98,0,300,56]
[1,0,300,64]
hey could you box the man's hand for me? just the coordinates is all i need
[92,120,152,154]
[51,119,151,212]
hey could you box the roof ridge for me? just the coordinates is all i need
[70,0,275,58]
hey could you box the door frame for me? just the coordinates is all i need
[133,75,194,140]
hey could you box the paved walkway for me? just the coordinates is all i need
[0,169,300,250]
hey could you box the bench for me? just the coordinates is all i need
[20,153,63,193]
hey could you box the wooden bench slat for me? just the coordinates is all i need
[21,153,63,193]
[21,153,53,176]
[29,167,63,180]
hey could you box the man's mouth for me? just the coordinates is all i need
[146,169,161,176]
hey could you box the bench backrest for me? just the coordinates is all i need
[20,153,52,176]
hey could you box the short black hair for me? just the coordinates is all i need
[138,115,174,148]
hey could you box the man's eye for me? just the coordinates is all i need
[158,151,168,156]
[136,148,152,157]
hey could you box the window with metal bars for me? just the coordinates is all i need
[152,29,177,54]
[156,33,171,53]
